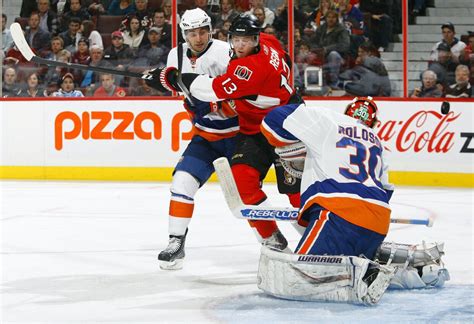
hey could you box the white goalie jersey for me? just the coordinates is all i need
[261,104,394,235]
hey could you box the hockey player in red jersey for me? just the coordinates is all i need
[146,13,303,249]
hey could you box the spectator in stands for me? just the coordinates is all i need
[44,36,64,61]
[305,0,333,31]
[2,14,14,55]
[194,0,219,24]
[428,42,458,90]
[338,0,363,35]
[61,0,91,30]
[124,0,152,29]
[246,0,274,27]
[84,0,112,16]
[107,0,137,16]
[52,72,84,97]
[215,0,239,29]
[459,32,474,67]
[216,29,228,41]
[37,0,59,35]
[355,41,380,65]
[104,30,135,68]
[59,17,82,53]
[410,69,442,98]
[430,23,466,64]
[129,78,166,96]
[161,0,173,23]
[93,73,127,97]
[253,6,267,28]
[339,56,391,96]
[80,20,103,50]
[411,0,426,17]
[308,9,349,88]
[18,72,48,97]
[136,26,169,67]
[25,12,51,56]
[123,15,148,53]
[359,0,393,52]
[272,0,306,35]
[445,65,472,98]
[44,49,72,85]
[151,9,172,49]
[2,67,22,97]
[72,37,91,84]
[263,25,277,36]
[72,38,91,65]
[81,45,111,91]
[20,0,39,18]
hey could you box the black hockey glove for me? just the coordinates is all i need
[144,66,180,92]
[184,98,219,117]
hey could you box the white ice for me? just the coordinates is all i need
[1,181,473,323]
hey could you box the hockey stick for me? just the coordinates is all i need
[212,157,434,227]
[10,22,146,79]
[176,42,195,105]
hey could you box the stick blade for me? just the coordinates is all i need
[10,23,35,61]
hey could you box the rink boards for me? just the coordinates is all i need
[0,98,473,187]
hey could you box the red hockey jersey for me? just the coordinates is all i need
[211,34,295,134]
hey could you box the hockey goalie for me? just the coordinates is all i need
[255,97,449,305]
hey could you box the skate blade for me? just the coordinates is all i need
[159,258,184,270]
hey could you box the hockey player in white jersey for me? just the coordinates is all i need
[157,8,239,270]
[257,97,449,304]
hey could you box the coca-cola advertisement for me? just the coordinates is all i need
[306,100,474,174]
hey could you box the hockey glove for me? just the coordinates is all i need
[184,98,220,117]
[144,66,180,92]
[275,142,306,179]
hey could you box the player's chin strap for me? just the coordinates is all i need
[257,246,395,305]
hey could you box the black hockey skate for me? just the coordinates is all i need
[158,229,188,270]
[262,229,290,252]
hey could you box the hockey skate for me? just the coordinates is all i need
[158,229,188,270]
[262,229,290,253]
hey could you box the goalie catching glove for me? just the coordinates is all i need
[144,67,180,92]
[275,142,306,179]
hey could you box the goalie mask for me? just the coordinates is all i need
[180,8,212,51]
[344,96,378,128]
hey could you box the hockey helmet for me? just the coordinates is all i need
[228,13,261,48]
[344,96,379,128]
[179,8,212,41]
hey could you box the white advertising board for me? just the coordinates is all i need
[0,98,473,184]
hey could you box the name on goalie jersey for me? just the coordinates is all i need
[241,209,298,220]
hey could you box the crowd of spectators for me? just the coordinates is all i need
[1,0,472,98]
[412,23,473,98]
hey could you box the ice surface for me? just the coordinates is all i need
[1,181,473,323]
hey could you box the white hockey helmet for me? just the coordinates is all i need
[179,8,212,41]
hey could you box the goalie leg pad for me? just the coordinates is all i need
[257,246,394,305]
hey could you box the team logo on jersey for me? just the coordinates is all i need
[283,170,297,186]
[234,65,253,81]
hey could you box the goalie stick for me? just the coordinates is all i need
[10,22,195,103]
[212,157,434,227]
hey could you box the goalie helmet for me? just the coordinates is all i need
[344,96,379,128]
[228,13,261,48]
[179,8,212,43]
